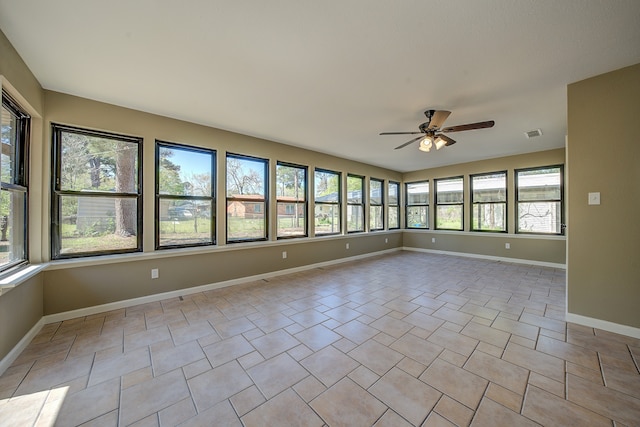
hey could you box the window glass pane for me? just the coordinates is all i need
[518,202,562,233]
[370,206,383,230]
[315,204,340,235]
[227,156,266,197]
[436,205,463,230]
[436,178,463,204]
[314,170,339,202]
[0,190,25,268]
[517,167,561,201]
[407,182,428,204]
[1,104,17,184]
[407,206,428,228]
[60,132,139,193]
[347,204,364,232]
[347,175,363,203]
[277,202,306,237]
[370,179,382,205]
[159,199,213,246]
[472,173,506,202]
[472,203,506,231]
[159,146,212,196]
[227,201,266,240]
[388,206,399,229]
[388,182,399,205]
[59,195,138,254]
[276,164,306,201]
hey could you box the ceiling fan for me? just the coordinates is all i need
[380,110,495,152]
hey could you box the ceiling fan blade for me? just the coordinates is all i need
[427,110,451,130]
[379,131,423,135]
[437,133,456,146]
[442,120,495,133]
[394,135,424,150]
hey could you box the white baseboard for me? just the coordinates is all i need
[0,317,45,375]
[566,313,640,340]
[402,247,566,269]
[43,248,401,324]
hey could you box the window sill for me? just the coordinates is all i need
[0,264,48,296]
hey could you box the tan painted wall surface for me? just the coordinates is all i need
[402,149,566,264]
[0,30,45,362]
[567,63,640,328]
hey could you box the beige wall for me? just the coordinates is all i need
[567,63,640,328]
[402,149,566,265]
[0,29,45,362]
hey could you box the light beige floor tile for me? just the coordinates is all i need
[88,347,150,387]
[290,309,330,328]
[300,345,359,387]
[151,340,205,377]
[202,334,254,368]
[120,369,189,426]
[420,358,488,410]
[465,350,529,394]
[334,319,379,344]
[370,367,441,425]
[181,399,242,427]
[157,397,196,426]
[311,377,387,427]
[492,317,539,341]
[390,333,443,366]
[471,397,539,427]
[229,385,266,416]
[484,383,523,413]
[247,352,309,399]
[373,409,413,427]
[422,412,457,426]
[348,339,404,376]
[528,371,565,398]
[187,360,252,412]
[243,388,323,427]
[294,324,341,351]
[536,334,599,371]
[16,354,94,396]
[523,384,612,426]
[427,327,479,357]
[503,342,564,382]
[293,375,327,402]
[434,395,474,427]
[460,320,510,349]
[567,373,640,425]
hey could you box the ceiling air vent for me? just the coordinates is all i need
[525,129,543,138]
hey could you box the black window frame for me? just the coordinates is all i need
[405,180,429,229]
[314,168,341,236]
[155,140,216,250]
[51,123,143,259]
[369,178,384,231]
[276,161,308,239]
[435,176,464,231]
[347,174,365,233]
[388,180,400,229]
[470,170,507,233]
[226,153,269,243]
[515,165,564,235]
[0,90,30,273]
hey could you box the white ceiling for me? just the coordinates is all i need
[1,1,639,172]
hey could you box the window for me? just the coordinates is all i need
[405,181,429,229]
[388,181,400,229]
[347,174,364,233]
[0,91,29,271]
[471,171,507,232]
[314,169,340,235]
[516,165,564,234]
[369,178,384,231]
[156,141,215,249]
[226,154,268,242]
[276,162,307,238]
[435,177,464,230]
[51,124,142,258]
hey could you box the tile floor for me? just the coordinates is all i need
[1,251,639,426]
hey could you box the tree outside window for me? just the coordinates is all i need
[276,162,307,238]
[370,178,383,231]
[226,154,268,242]
[51,124,142,258]
[314,169,340,235]
[435,177,464,231]
[516,166,563,234]
[156,142,215,248]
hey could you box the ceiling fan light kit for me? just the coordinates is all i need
[380,109,495,152]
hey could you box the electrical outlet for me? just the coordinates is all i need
[385,238,388,243]
[151,268,159,279]
[346,243,350,249]
[282,251,287,259]
[432,237,436,243]
[505,243,510,249]
[588,192,601,205]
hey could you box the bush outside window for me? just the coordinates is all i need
[516,165,564,234]
[314,169,341,235]
[369,178,383,231]
[347,174,365,233]
[471,171,507,232]
[388,181,400,229]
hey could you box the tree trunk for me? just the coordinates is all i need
[89,157,101,188]
[115,145,136,236]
